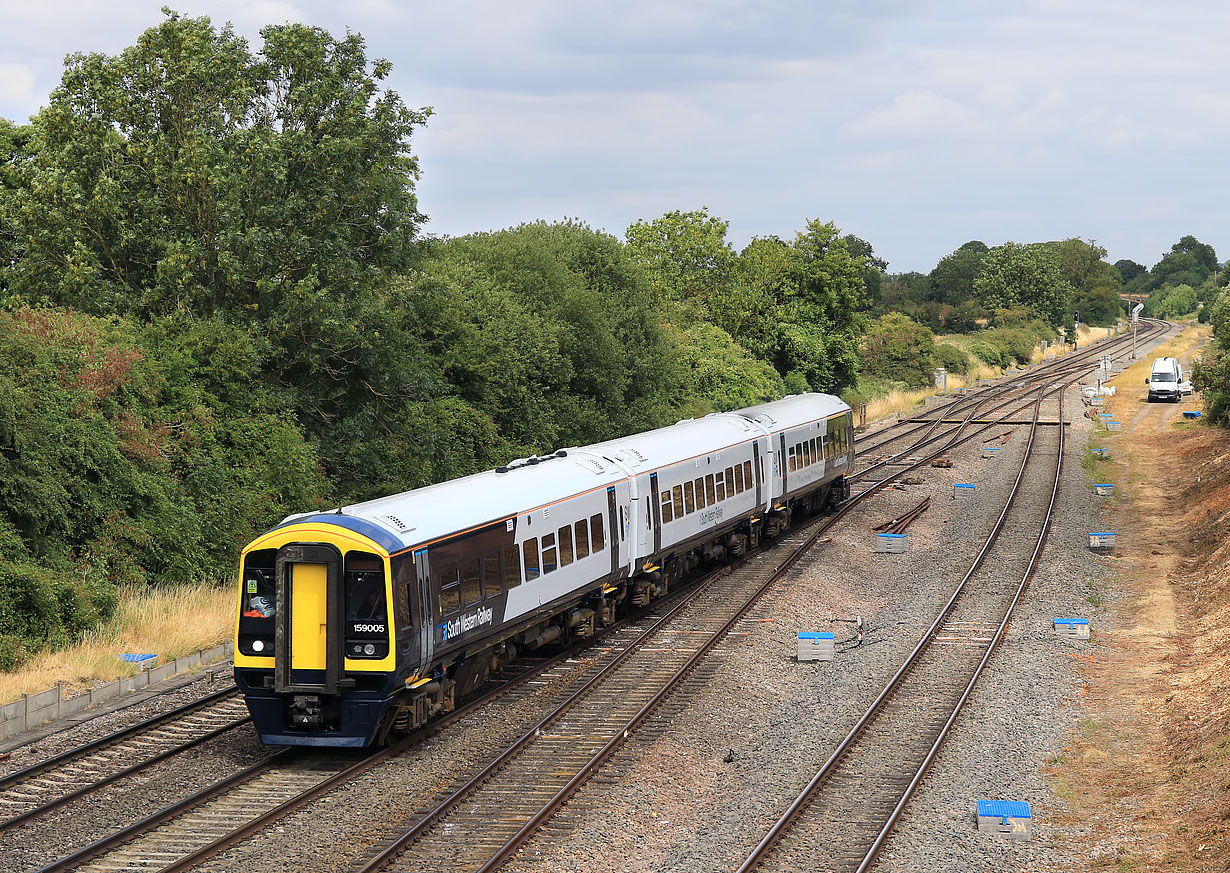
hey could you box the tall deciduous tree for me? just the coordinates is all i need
[2,11,429,407]
[1151,235,1219,290]
[929,241,989,306]
[973,242,1073,327]
[624,207,735,306]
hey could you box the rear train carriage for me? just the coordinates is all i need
[233,394,853,747]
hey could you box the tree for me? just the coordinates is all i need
[1151,235,1219,290]
[929,241,989,305]
[624,207,734,306]
[0,120,32,299]
[1114,259,1147,284]
[840,233,887,309]
[1,11,430,434]
[1055,239,1122,326]
[973,242,1073,327]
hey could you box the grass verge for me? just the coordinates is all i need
[0,582,234,705]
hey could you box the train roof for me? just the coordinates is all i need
[268,393,850,555]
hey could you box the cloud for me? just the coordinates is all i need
[0,64,34,105]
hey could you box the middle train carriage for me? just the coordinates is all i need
[233,394,854,746]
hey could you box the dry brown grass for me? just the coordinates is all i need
[0,583,234,704]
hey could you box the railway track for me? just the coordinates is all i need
[851,318,1166,465]
[0,687,249,832]
[338,368,1099,873]
[736,391,1069,872]
[10,319,1169,873]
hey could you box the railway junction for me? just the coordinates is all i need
[1,317,1214,873]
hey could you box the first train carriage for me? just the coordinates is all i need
[233,394,854,747]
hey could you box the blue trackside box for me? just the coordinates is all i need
[1054,618,1090,639]
[875,532,907,553]
[119,653,157,663]
[797,631,835,662]
[977,799,1032,840]
[977,800,1031,819]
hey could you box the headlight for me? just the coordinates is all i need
[252,639,265,653]
[363,643,376,655]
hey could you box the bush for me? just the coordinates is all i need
[969,340,1008,368]
[981,327,1036,365]
[933,343,971,376]
[859,313,936,388]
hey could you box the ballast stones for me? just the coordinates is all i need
[796,631,835,662]
[976,799,1032,840]
[1053,618,1090,639]
[954,483,975,499]
[875,532,907,553]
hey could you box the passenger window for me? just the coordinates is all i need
[559,525,574,566]
[541,532,557,573]
[744,460,753,489]
[705,475,716,504]
[725,466,735,494]
[813,438,820,462]
[661,490,674,524]
[482,552,501,594]
[575,520,590,560]
[504,543,522,588]
[684,480,695,514]
[715,471,726,502]
[734,464,744,493]
[438,565,461,615]
[788,445,797,472]
[671,485,684,517]
[590,513,605,551]
[461,559,481,606]
[523,538,540,580]
[694,478,706,509]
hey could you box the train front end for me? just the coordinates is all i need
[232,516,407,747]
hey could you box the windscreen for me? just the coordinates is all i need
[345,552,389,659]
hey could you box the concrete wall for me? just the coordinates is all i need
[1,642,233,742]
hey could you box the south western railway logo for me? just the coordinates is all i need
[439,605,494,641]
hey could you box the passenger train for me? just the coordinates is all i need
[233,394,854,746]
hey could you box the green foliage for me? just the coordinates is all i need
[933,343,971,376]
[668,322,785,414]
[969,340,1009,368]
[626,212,869,396]
[973,241,1074,327]
[414,221,686,460]
[928,241,989,305]
[980,327,1036,365]
[624,207,735,306]
[1144,283,1198,320]
[0,306,328,667]
[0,10,431,487]
[859,313,935,388]
[1150,235,1219,291]
[1055,239,1122,326]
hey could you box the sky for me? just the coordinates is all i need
[1,1,1227,274]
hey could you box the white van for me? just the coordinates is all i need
[1146,357,1182,402]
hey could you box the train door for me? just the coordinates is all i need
[274,543,342,694]
[414,548,435,676]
